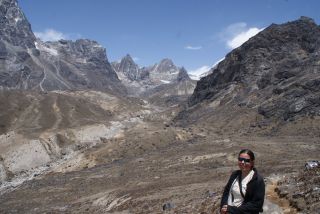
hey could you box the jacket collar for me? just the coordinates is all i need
[235,168,258,181]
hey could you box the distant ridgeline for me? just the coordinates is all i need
[112,55,196,97]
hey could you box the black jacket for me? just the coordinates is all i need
[220,168,265,214]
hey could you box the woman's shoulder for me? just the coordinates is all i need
[253,168,264,182]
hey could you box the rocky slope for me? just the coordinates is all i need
[177,16,320,136]
[0,0,125,94]
[276,166,320,213]
[0,89,146,186]
[34,39,126,94]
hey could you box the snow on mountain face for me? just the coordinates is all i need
[188,58,225,81]
[34,41,58,56]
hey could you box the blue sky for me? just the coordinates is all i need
[19,0,320,77]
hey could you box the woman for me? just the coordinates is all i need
[220,149,265,214]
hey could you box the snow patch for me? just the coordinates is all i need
[93,44,102,48]
[14,17,22,23]
[161,80,171,84]
[189,57,225,80]
[34,42,58,56]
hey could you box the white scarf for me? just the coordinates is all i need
[227,170,255,207]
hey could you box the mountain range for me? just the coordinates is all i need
[112,55,196,105]
[0,0,194,97]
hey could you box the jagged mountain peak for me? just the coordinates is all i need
[112,54,140,82]
[111,55,195,97]
[159,58,174,65]
[150,58,179,77]
[156,58,176,71]
[120,54,139,69]
[45,39,108,62]
[122,54,134,61]
[298,15,315,23]
[177,67,191,82]
[0,0,36,48]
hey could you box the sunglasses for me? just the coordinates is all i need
[238,157,251,163]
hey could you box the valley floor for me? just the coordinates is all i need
[0,99,319,213]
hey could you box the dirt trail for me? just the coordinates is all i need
[266,178,298,214]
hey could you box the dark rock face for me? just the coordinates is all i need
[177,67,191,82]
[189,17,320,121]
[112,54,141,81]
[148,58,182,83]
[0,0,126,94]
[38,39,125,94]
[0,0,36,48]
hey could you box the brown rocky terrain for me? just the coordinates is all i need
[275,166,320,213]
[0,88,318,213]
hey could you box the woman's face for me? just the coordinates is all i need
[238,153,253,173]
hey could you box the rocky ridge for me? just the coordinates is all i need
[178,16,320,136]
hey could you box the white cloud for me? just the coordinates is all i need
[188,57,225,80]
[221,23,264,49]
[188,65,211,80]
[227,27,262,49]
[184,45,202,50]
[35,29,67,41]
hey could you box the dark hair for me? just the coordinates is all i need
[239,149,255,161]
